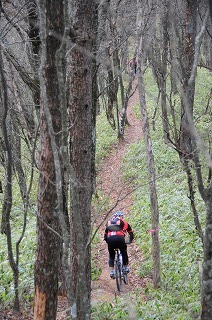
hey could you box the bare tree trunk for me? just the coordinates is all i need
[160,0,169,143]
[68,1,97,319]
[0,39,20,311]
[33,1,66,319]
[201,185,212,319]
[168,2,211,316]
[136,5,161,287]
[178,0,197,164]
[25,0,41,121]
[184,160,204,244]
[106,59,116,130]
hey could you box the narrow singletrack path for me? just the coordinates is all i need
[91,82,148,306]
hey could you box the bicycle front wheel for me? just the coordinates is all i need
[115,261,122,292]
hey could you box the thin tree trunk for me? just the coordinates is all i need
[161,0,169,143]
[0,39,20,311]
[201,185,212,319]
[184,160,204,244]
[168,2,211,316]
[137,19,161,287]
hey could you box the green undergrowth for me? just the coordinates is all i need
[0,207,36,305]
[91,67,210,319]
[121,137,204,319]
[0,163,37,305]
[91,110,120,281]
[91,232,102,281]
[91,295,137,320]
[96,111,118,166]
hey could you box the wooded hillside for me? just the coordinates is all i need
[0,1,211,319]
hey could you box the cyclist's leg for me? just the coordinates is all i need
[107,237,116,278]
[107,237,116,266]
[118,237,130,273]
[115,253,122,291]
[118,237,128,264]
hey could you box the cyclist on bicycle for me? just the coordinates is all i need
[104,211,134,279]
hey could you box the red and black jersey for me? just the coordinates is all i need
[104,218,134,241]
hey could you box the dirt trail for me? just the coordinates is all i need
[91,82,148,305]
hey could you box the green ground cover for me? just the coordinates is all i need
[91,67,210,319]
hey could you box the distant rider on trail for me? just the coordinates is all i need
[104,211,134,279]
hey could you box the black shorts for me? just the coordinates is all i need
[107,235,128,266]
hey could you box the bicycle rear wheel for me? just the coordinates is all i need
[115,261,122,291]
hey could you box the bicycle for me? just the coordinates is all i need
[114,248,129,292]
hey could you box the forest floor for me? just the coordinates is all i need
[0,80,151,320]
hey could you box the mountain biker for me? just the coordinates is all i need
[129,57,137,76]
[104,211,134,279]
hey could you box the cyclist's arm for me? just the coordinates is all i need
[126,223,134,242]
[104,227,108,242]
